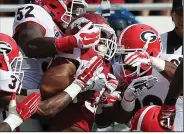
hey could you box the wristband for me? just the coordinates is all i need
[63,83,82,100]
[121,97,135,112]
[55,35,77,53]
[151,57,165,72]
[3,100,23,131]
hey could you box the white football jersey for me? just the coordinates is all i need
[13,4,62,90]
[9,4,62,131]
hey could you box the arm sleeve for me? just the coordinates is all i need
[164,60,183,105]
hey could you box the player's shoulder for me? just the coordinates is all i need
[13,4,53,35]
[14,4,49,17]
[13,4,51,27]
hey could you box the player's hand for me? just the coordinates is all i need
[74,56,104,91]
[16,92,41,121]
[96,91,122,114]
[123,75,158,102]
[74,22,100,49]
[158,105,176,131]
[3,92,41,131]
[98,73,119,105]
[100,91,122,107]
[124,51,152,67]
[124,51,165,72]
[86,73,107,92]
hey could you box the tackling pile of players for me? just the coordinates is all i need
[0,0,182,132]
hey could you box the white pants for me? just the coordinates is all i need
[174,96,183,131]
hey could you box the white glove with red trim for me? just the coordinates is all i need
[3,92,41,131]
[74,56,104,91]
[96,73,120,114]
[99,73,119,102]
[74,22,100,49]
[124,51,165,72]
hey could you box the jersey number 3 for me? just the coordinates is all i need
[16,6,35,21]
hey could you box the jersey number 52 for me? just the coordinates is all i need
[16,6,35,21]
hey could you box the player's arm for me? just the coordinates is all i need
[15,22,100,58]
[153,59,177,81]
[124,51,177,81]
[95,74,131,125]
[37,85,78,118]
[164,60,183,105]
[158,60,183,130]
[15,23,77,58]
[38,56,104,117]
[40,57,77,99]
[0,123,11,132]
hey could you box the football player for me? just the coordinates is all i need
[13,0,100,90]
[159,60,183,131]
[12,1,99,130]
[0,33,41,131]
[0,33,105,131]
[130,62,183,132]
[111,24,181,130]
[94,23,179,131]
[40,12,118,131]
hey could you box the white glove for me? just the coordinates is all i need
[86,73,107,92]
[124,51,165,72]
[124,51,152,67]
[74,21,100,49]
[96,91,122,114]
[74,56,104,91]
[64,56,104,100]
[123,75,158,102]
[3,93,23,131]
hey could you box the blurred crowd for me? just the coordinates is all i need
[1,0,172,16]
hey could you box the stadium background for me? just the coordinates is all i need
[0,0,175,131]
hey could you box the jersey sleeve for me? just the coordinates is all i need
[13,4,52,35]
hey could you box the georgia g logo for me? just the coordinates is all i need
[140,31,157,43]
[0,41,12,55]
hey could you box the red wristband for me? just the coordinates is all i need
[55,35,77,53]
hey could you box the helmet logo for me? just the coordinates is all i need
[140,31,157,43]
[0,41,12,55]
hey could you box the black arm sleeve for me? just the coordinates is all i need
[164,60,183,105]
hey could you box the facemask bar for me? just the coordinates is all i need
[115,48,152,77]
[93,24,117,61]
[11,52,24,82]
[1,49,24,82]
[60,0,88,25]
[2,50,11,71]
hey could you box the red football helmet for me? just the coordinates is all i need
[65,12,117,60]
[0,33,24,93]
[112,24,162,83]
[34,0,88,28]
[130,105,169,132]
